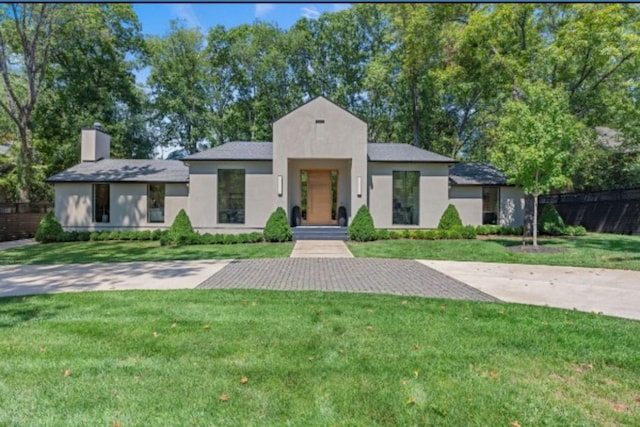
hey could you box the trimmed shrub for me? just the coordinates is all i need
[263,207,293,242]
[437,204,463,230]
[388,230,402,239]
[35,212,64,243]
[538,204,566,236]
[165,209,197,245]
[461,225,477,239]
[566,225,587,237]
[169,209,195,237]
[376,229,390,240]
[348,205,376,242]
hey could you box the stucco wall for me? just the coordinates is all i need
[500,186,525,226]
[449,186,482,226]
[273,97,367,220]
[188,161,273,231]
[368,162,450,229]
[54,182,188,230]
[55,183,92,228]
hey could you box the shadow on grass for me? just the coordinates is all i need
[571,235,640,254]
[0,294,69,328]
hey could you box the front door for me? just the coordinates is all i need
[306,170,333,225]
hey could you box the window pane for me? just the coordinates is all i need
[93,184,110,223]
[392,171,420,225]
[218,169,245,224]
[482,187,499,225]
[148,184,165,223]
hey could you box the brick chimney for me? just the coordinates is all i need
[81,123,110,162]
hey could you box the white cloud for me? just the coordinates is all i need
[301,6,321,20]
[170,4,201,29]
[255,4,276,18]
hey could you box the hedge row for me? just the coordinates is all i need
[376,225,477,240]
[159,231,264,246]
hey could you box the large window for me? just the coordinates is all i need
[93,184,110,223]
[218,169,245,224]
[392,171,420,225]
[482,187,500,225]
[148,184,165,223]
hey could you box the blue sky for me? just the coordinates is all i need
[133,3,351,36]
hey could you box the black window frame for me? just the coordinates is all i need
[482,186,500,225]
[92,183,110,223]
[392,170,420,226]
[217,169,246,224]
[147,183,166,223]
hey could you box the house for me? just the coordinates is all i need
[46,97,524,233]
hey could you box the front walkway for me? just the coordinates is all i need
[290,240,353,258]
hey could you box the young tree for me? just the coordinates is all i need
[490,81,585,246]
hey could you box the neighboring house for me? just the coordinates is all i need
[47,97,524,232]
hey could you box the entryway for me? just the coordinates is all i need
[301,169,338,225]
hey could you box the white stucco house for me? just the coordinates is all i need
[46,97,524,234]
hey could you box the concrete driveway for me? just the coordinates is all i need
[0,260,230,298]
[1,258,638,322]
[420,260,640,321]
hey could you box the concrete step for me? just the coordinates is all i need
[292,227,348,241]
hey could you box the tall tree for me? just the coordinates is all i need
[33,3,150,178]
[0,4,60,202]
[490,81,585,245]
[146,21,209,153]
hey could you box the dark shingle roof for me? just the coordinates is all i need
[183,141,456,163]
[449,163,508,186]
[183,141,273,161]
[46,159,189,183]
[367,143,454,163]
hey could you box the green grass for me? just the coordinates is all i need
[1,290,638,426]
[348,233,640,270]
[0,241,293,264]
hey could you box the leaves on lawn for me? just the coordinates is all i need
[203,324,211,330]
[63,369,72,378]
[240,376,249,385]
[413,344,420,350]
[509,421,521,427]
[220,393,230,402]
[153,331,159,338]
[406,396,417,405]
[489,370,499,379]
[110,422,122,427]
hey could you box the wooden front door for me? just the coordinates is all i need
[306,170,333,225]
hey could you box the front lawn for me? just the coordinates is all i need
[348,233,640,270]
[0,241,293,264]
[1,290,639,426]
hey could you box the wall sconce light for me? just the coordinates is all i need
[357,176,362,197]
[277,175,283,197]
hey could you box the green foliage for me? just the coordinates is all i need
[438,204,463,230]
[263,207,292,242]
[566,226,587,237]
[166,209,196,245]
[35,212,64,243]
[538,204,567,236]
[460,225,477,239]
[348,205,376,242]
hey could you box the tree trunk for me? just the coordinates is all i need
[17,122,32,203]
[532,192,538,246]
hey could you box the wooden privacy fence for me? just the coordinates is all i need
[0,203,51,242]
[539,188,640,235]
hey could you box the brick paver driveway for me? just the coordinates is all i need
[198,258,498,302]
